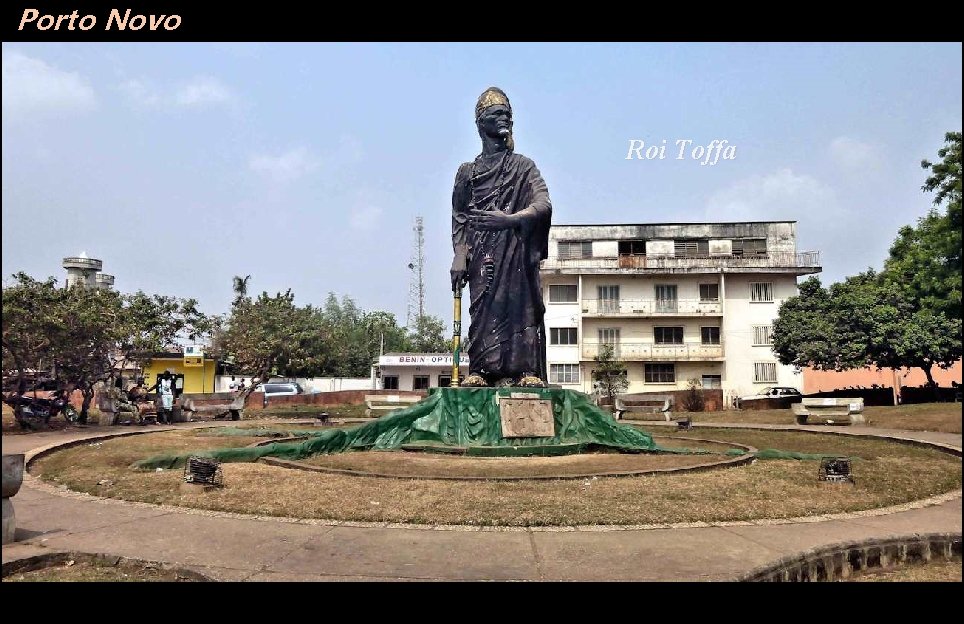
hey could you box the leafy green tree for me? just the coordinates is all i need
[408,314,449,353]
[219,288,328,398]
[884,131,961,319]
[591,343,628,413]
[773,273,961,396]
[2,273,62,394]
[116,292,214,380]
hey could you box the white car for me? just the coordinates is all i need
[255,382,304,397]
[740,386,802,402]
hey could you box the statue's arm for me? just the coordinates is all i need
[515,162,552,230]
[451,163,472,290]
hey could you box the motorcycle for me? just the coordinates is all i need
[5,390,79,430]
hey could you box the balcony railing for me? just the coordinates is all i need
[582,298,722,315]
[542,251,820,271]
[582,342,724,361]
[62,256,103,270]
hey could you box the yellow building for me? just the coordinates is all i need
[142,352,218,394]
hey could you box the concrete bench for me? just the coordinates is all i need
[365,394,421,417]
[792,397,865,425]
[199,395,245,421]
[614,395,675,422]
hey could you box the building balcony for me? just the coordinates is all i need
[581,342,724,361]
[62,256,103,271]
[581,298,722,316]
[542,251,821,275]
[95,273,115,287]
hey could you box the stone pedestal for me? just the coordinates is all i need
[2,454,25,545]
[1,497,14,544]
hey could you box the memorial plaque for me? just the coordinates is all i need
[499,399,555,438]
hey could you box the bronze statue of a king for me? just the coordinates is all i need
[450,87,553,388]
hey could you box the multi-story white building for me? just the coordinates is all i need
[540,222,821,407]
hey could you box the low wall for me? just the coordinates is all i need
[246,389,426,408]
[740,533,961,582]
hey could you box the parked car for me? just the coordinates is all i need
[739,386,802,402]
[255,382,304,397]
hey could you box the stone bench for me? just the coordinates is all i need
[792,397,865,425]
[365,394,421,416]
[614,395,675,422]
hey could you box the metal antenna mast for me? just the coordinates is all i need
[406,216,425,329]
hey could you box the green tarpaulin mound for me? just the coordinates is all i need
[134,387,674,470]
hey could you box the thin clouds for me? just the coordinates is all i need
[349,205,384,231]
[120,75,235,110]
[248,147,320,183]
[2,51,97,120]
[705,168,836,223]
[829,136,882,171]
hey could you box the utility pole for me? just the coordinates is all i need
[406,216,425,330]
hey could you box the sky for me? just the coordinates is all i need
[2,42,961,325]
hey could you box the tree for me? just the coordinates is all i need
[115,292,214,383]
[591,343,628,412]
[231,274,251,306]
[219,288,328,401]
[3,272,216,422]
[681,378,706,412]
[772,277,862,371]
[773,273,961,401]
[49,284,123,422]
[408,314,449,353]
[884,132,961,320]
[2,273,63,395]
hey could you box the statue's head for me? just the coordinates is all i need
[475,87,514,151]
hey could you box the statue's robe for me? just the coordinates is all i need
[452,151,552,384]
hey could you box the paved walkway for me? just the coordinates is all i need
[2,422,960,581]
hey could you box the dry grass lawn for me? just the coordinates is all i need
[299,436,739,478]
[30,425,961,527]
[684,402,962,433]
[3,559,201,582]
[850,559,962,582]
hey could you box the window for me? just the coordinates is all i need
[701,374,722,389]
[699,283,719,302]
[550,327,578,345]
[645,363,675,383]
[413,375,430,390]
[674,239,709,258]
[655,284,678,312]
[750,282,774,303]
[654,326,684,344]
[618,240,647,255]
[701,326,720,345]
[753,325,773,346]
[548,284,578,303]
[558,241,592,259]
[598,328,621,358]
[382,376,399,390]
[550,364,580,384]
[598,285,620,313]
[438,375,463,387]
[753,362,778,383]
[732,238,767,257]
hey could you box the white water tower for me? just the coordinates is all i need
[62,252,103,289]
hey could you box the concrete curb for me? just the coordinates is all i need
[738,532,963,582]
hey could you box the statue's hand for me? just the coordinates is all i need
[451,269,468,293]
[468,208,518,231]
[451,251,468,292]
